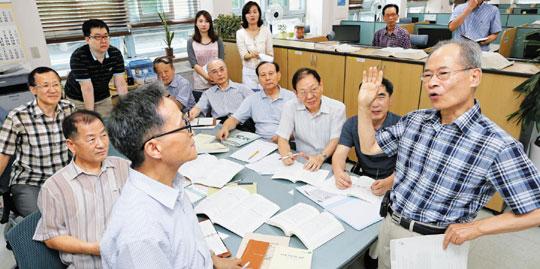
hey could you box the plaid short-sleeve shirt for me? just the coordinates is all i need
[0,99,75,187]
[376,102,540,226]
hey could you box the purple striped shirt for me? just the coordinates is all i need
[372,26,412,49]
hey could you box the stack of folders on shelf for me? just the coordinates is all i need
[297,177,383,231]
[266,203,344,250]
[198,220,231,257]
[178,154,244,188]
[191,117,217,129]
[230,140,278,163]
[238,237,312,269]
[223,131,260,147]
[193,133,229,154]
[271,162,330,187]
[194,186,280,237]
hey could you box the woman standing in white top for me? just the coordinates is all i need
[236,1,273,90]
[187,10,224,102]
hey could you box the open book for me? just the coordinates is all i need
[481,51,514,70]
[320,175,382,204]
[191,117,217,129]
[230,140,278,163]
[194,133,229,154]
[178,154,244,188]
[199,220,231,257]
[266,203,344,250]
[195,186,280,237]
[271,162,329,187]
[370,47,428,60]
[223,131,260,147]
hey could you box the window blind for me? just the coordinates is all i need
[127,0,199,27]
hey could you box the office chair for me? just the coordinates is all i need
[6,211,66,269]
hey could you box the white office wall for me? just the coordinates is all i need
[200,0,233,18]
[11,0,50,69]
[306,0,350,36]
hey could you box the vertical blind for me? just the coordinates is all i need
[36,0,199,43]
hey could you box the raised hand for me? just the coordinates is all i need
[358,66,383,110]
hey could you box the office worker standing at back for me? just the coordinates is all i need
[236,1,273,90]
[449,0,502,51]
[64,19,127,117]
[372,4,411,49]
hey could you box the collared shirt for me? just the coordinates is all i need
[167,74,196,113]
[33,157,130,269]
[232,87,296,139]
[100,169,212,269]
[372,26,412,49]
[65,44,125,102]
[339,113,401,179]
[236,26,273,70]
[195,80,254,118]
[0,99,75,187]
[376,102,540,227]
[277,96,346,156]
[450,3,502,51]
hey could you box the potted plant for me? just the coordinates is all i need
[213,14,242,40]
[158,12,175,58]
[507,71,540,169]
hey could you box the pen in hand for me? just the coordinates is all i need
[279,153,300,160]
[241,261,250,269]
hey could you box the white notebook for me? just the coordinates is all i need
[230,140,278,163]
[191,117,217,129]
[266,203,344,250]
[271,162,329,187]
[320,176,382,204]
[195,186,280,237]
[179,154,244,188]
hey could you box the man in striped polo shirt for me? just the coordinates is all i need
[33,110,130,268]
[0,67,75,218]
[449,0,502,51]
[64,19,127,117]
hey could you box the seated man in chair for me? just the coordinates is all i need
[33,110,130,268]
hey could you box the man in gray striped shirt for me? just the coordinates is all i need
[33,110,130,269]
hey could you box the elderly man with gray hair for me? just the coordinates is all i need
[100,84,244,268]
[357,39,540,268]
[189,58,253,121]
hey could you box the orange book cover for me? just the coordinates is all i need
[240,239,270,269]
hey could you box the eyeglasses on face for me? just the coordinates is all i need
[34,83,62,90]
[296,85,321,97]
[89,35,110,41]
[420,68,475,82]
[140,118,192,150]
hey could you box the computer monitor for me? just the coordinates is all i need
[417,28,453,47]
[332,25,361,43]
[521,8,538,14]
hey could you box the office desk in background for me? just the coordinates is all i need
[195,128,381,269]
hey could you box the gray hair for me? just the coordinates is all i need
[107,82,167,168]
[207,58,226,70]
[429,39,482,69]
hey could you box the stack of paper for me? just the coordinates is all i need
[195,187,280,237]
[194,133,229,154]
[230,140,278,163]
[271,162,330,187]
[179,154,244,188]
[481,51,514,70]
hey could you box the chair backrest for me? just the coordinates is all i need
[499,27,517,58]
[410,34,429,49]
[6,211,66,269]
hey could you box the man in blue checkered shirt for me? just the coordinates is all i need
[357,39,540,269]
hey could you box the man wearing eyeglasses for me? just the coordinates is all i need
[101,84,244,269]
[33,110,129,268]
[0,67,75,218]
[357,40,540,269]
[372,4,411,49]
[64,19,127,117]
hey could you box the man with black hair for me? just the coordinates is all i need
[449,0,501,51]
[372,4,411,49]
[101,83,243,268]
[0,67,75,217]
[64,19,127,117]
[33,110,129,268]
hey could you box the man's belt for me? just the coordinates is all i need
[388,207,447,235]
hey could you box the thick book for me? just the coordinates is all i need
[271,162,330,187]
[266,203,344,250]
[178,154,243,188]
[240,240,270,269]
[223,131,260,147]
[194,186,280,237]
[199,219,231,257]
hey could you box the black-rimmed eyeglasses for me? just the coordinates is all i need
[141,118,193,150]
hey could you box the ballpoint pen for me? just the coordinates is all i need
[241,261,250,269]
[247,150,260,160]
[279,153,300,160]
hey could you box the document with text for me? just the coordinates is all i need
[271,162,330,187]
[230,140,278,163]
[179,154,244,188]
